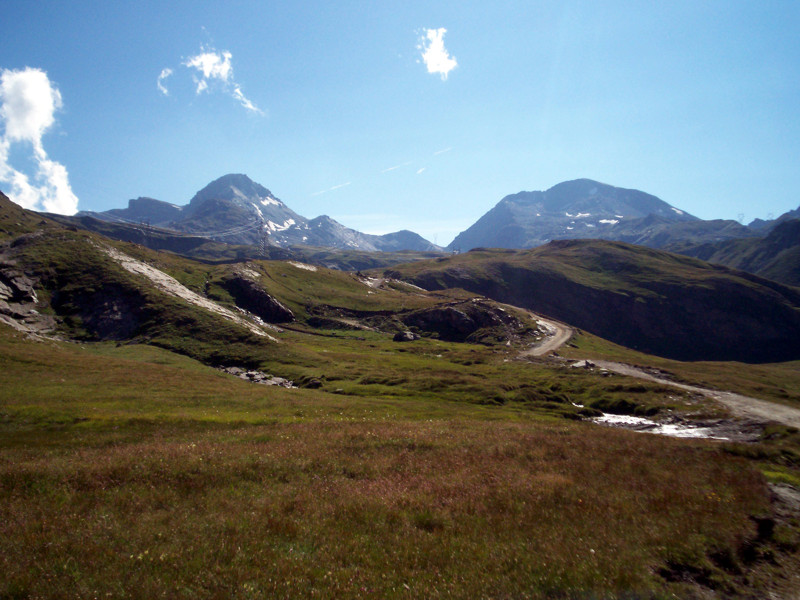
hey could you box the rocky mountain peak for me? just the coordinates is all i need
[79,175,440,253]
[448,178,699,251]
[189,173,282,208]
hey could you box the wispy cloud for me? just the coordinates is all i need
[311,181,351,196]
[381,161,412,173]
[416,167,426,175]
[418,28,458,80]
[0,67,79,214]
[159,44,263,114]
[434,146,453,155]
[157,68,172,95]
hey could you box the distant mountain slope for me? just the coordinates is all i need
[610,216,756,249]
[385,240,800,362]
[749,204,800,231]
[82,174,441,253]
[448,179,699,251]
[670,219,800,287]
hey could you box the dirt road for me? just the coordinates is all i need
[521,316,573,357]
[592,360,800,428]
[519,313,800,428]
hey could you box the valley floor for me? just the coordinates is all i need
[2,326,800,599]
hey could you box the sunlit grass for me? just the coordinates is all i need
[1,326,793,598]
[0,417,769,599]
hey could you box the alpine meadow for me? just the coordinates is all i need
[2,2,800,598]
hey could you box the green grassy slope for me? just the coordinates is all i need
[383,240,800,363]
[669,219,800,287]
[3,326,799,599]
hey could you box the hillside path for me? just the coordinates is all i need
[519,315,574,357]
[519,313,800,428]
[591,360,800,428]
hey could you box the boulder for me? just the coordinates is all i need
[393,330,420,342]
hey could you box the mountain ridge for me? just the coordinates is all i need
[81,174,441,253]
[448,178,701,251]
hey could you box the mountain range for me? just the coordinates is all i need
[59,174,800,287]
[80,174,440,253]
[445,178,793,252]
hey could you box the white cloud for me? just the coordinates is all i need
[157,68,172,95]
[231,85,260,113]
[433,147,452,155]
[416,167,426,175]
[0,67,78,214]
[184,49,233,92]
[181,46,263,114]
[418,28,458,80]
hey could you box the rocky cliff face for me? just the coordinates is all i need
[220,274,295,323]
[401,298,527,343]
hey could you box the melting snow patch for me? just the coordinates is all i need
[261,196,281,207]
[599,219,619,225]
[585,223,596,228]
[266,219,296,232]
[289,261,317,271]
[671,207,684,215]
[575,212,591,218]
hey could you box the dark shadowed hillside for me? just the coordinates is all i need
[669,219,800,287]
[385,240,800,362]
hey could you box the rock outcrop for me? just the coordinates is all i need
[0,264,56,334]
[401,299,525,343]
[221,274,295,323]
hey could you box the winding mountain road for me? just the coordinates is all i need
[521,316,573,357]
[523,314,800,428]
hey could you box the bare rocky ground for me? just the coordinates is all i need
[218,366,295,388]
[0,262,56,337]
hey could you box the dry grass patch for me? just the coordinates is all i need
[1,419,769,599]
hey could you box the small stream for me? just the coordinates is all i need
[592,413,732,440]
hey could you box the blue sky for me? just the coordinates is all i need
[1,1,799,245]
